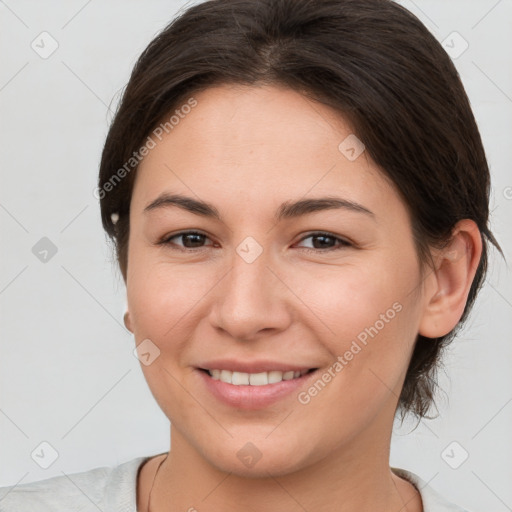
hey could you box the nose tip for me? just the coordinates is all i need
[208,253,293,341]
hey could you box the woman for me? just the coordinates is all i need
[0,0,503,510]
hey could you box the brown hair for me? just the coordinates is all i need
[98,0,503,419]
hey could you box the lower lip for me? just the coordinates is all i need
[196,369,317,410]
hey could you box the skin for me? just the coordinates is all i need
[123,84,482,512]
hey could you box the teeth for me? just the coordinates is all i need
[220,369,232,383]
[249,372,268,385]
[268,370,284,384]
[232,371,249,385]
[207,368,310,385]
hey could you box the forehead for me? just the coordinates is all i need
[132,84,402,220]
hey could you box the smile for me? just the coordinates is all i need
[197,367,319,409]
[204,368,314,386]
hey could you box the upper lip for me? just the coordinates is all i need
[196,359,317,373]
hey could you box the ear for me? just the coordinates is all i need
[124,311,133,333]
[418,219,483,338]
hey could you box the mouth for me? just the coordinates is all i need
[196,366,319,409]
[198,367,317,386]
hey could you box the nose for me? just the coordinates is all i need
[208,245,293,342]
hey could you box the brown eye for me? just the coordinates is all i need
[295,232,352,252]
[160,231,214,250]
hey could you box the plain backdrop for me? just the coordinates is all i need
[0,1,511,510]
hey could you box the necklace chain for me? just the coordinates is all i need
[147,453,169,512]
[145,454,418,512]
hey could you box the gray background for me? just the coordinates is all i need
[0,1,511,510]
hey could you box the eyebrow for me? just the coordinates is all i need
[143,193,375,221]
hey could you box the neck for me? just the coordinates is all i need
[144,421,422,512]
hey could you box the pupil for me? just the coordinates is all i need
[313,235,333,249]
[184,234,204,247]
[180,234,335,249]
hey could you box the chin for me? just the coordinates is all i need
[214,451,308,479]
[197,433,317,478]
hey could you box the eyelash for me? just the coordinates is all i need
[157,230,352,253]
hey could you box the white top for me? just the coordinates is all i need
[0,456,471,511]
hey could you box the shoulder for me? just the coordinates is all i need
[0,456,151,512]
[392,467,473,512]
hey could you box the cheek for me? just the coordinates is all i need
[294,278,418,437]
[291,261,413,345]
[290,258,421,394]
[126,246,216,340]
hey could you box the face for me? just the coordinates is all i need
[126,84,430,476]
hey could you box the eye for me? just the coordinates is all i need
[158,230,216,250]
[158,230,352,253]
[294,232,352,252]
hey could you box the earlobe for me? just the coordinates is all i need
[124,311,133,333]
[418,220,483,338]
